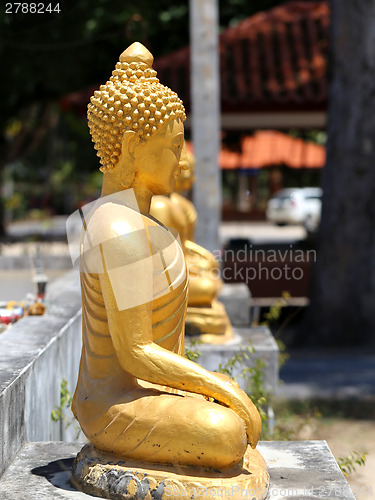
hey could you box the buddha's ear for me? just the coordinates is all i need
[121,130,138,159]
[119,130,138,188]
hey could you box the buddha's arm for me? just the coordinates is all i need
[98,270,261,447]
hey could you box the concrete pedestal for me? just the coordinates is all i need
[218,283,251,326]
[0,441,355,499]
[186,326,278,395]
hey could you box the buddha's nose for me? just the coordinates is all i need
[179,157,189,171]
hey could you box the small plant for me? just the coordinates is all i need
[260,292,291,368]
[214,343,269,430]
[337,451,367,477]
[216,347,253,378]
[184,337,202,362]
[51,378,73,423]
[51,378,81,439]
[261,291,291,326]
[275,338,289,370]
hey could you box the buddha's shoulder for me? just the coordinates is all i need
[84,202,148,246]
[150,196,174,222]
[171,193,197,217]
[150,195,186,230]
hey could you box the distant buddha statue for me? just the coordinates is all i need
[71,42,268,498]
[151,144,232,339]
[172,145,197,241]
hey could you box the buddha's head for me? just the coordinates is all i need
[175,143,196,193]
[87,42,186,179]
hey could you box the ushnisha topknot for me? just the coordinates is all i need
[88,42,186,173]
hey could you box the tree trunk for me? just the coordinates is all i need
[306,0,375,345]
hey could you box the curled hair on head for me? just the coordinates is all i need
[87,42,186,173]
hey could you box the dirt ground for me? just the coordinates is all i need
[315,419,375,499]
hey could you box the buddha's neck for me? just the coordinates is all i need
[101,175,152,215]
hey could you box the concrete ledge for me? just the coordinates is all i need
[187,326,279,394]
[0,441,355,499]
[0,270,82,478]
[0,255,72,270]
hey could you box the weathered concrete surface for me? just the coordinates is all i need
[0,270,82,478]
[218,283,251,326]
[0,441,355,499]
[260,441,355,499]
[186,326,278,394]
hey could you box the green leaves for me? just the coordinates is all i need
[51,378,72,422]
[184,338,202,362]
[337,451,368,477]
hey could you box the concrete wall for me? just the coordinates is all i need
[0,270,82,477]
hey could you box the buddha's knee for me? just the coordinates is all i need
[201,407,247,469]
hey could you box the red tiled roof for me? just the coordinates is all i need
[154,1,330,112]
[220,149,242,170]
[240,130,325,169]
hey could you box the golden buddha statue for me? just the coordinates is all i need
[150,144,233,340]
[72,42,268,498]
[172,145,197,241]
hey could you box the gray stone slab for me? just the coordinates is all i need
[186,327,278,394]
[0,441,355,499]
[218,283,251,326]
[258,441,355,499]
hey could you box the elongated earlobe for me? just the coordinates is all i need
[120,131,137,188]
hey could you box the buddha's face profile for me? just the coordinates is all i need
[131,118,185,195]
[175,147,195,193]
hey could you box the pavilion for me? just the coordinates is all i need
[155,1,330,218]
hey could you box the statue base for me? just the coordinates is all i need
[72,443,269,499]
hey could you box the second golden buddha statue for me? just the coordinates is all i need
[150,144,233,341]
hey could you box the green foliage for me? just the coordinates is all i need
[184,338,202,362]
[276,339,289,370]
[260,293,291,368]
[288,129,327,146]
[337,451,367,477]
[51,378,81,438]
[215,345,253,378]
[51,378,73,423]
[214,343,269,430]
[261,291,290,326]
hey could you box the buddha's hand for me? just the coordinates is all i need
[223,383,262,448]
